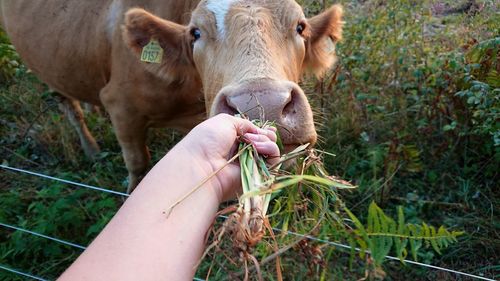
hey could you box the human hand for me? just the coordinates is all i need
[177,114,280,202]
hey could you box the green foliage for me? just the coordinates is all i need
[345,202,462,267]
[465,38,500,88]
[455,38,500,145]
[231,149,461,279]
[0,182,119,280]
[320,0,498,209]
[312,0,498,278]
[0,29,21,83]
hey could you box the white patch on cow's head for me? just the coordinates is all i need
[106,0,123,40]
[206,0,238,37]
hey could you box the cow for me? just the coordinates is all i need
[0,0,343,193]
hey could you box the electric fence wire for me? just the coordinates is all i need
[0,164,496,281]
[0,165,129,197]
[0,264,47,281]
[0,222,86,250]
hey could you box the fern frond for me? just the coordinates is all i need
[344,202,463,266]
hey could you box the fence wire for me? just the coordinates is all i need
[0,165,129,197]
[0,264,48,281]
[0,222,86,250]
[0,164,496,281]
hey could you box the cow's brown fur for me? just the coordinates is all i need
[1,0,342,192]
[305,5,343,77]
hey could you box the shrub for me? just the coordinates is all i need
[0,29,21,84]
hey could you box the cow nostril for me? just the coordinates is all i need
[282,88,299,119]
[216,95,239,116]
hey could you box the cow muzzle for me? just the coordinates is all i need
[211,79,317,148]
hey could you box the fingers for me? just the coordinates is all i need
[243,132,271,143]
[264,125,277,132]
[233,119,277,143]
[215,114,278,142]
[254,142,280,165]
[243,132,280,166]
[222,114,260,136]
[259,127,277,142]
[214,114,281,165]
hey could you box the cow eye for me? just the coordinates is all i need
[296,22,306,35]
[191,28,201,41]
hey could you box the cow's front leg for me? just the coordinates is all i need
[122,135,150,194]
[58,97,100,159]
[109,113,151,193]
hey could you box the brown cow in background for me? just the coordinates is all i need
[0,0,343,193]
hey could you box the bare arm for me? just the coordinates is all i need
[59,114,278,281]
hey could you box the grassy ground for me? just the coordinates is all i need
[1,0,499,280]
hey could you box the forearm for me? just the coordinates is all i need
[59,145,220,281]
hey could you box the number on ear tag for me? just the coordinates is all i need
[141,39,163,64]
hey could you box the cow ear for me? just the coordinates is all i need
[122,8,195,81]
[303,5,343,78]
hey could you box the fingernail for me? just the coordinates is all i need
[257,128,269,135]
[264,126,277,132]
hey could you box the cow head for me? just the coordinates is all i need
[123,0,343,149]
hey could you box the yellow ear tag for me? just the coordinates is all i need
[140,39,163,64]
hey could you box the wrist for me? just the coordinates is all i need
[164,143,225,204]
[169,142,227,202]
